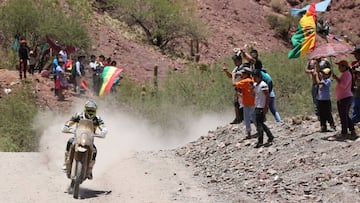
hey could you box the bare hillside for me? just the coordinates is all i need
[90,0,360,82]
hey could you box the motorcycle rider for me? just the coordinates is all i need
[62,100,108,179]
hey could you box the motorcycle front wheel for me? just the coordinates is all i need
[73,161,83,199]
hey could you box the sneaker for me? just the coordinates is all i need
[320,126,327,132]
[230,118,240,124]
[254,142,263,148]
[244,131,252,140]
[268,136,274,143]
[330,125,336,131]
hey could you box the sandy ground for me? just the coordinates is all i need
[0,106,231,203]
[0,151,217,203]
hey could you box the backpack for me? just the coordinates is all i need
[71,61,85,77]
[349,68,356,92]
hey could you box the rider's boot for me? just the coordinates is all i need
[62,151,69,171]
[87,160,95,180]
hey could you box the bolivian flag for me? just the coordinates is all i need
[288,3,316,59]
[99,66,123,96]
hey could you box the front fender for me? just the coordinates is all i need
[76,146,87,152]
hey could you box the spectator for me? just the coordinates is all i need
[240,47,263,70]
[110,60,117,66]
[233,64,255,138]
[59,46,68,64]
[260,68,282,122]
[93,55,105,96]
[104,57,111,66]
[305,59,320,119]
[18,39,29,80]
[223,53,244,124]
[55,59,68,101]
[332,60,356,138]
[52,53,62,96]
[313,67,336,132]
[350,45,360,123]
[28,50,36,75]
[251,69,274,148]
[89,55,96,72]
[73,55,86,95]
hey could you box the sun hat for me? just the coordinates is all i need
[335,60,350,68]
[232,54,242,61]
[321,68,331,75]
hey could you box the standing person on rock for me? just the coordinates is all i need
[223,53,244,124]
[93,55,105,96]
[73,55,86,95]
[18,39,29,80]
[305,59,320,119]
[350,45,360,123]
[313,67,336,132]
[260,68,282,122]
[55,59,68,101]
[251,69,274,148]
[332,60,356,138]
[240,47,263,71]
[233,64,255,139]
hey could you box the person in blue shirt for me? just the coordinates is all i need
[52,53,62,96]
[313,67,336,132]
[260,69,282,122]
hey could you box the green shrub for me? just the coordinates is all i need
[266,14,298,41]
[270,0,283,13]
[105,0,207,50]
[0,84,39,151]
[0,0,91,69]
[113,52,320,124]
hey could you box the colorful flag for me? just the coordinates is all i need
[65,59,73,71]
[288,3,316,59]
[99,66,123,96]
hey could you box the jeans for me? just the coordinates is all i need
[269,96,281,122]
[337,96,355,134]
[311,83,319,117]
[318,100,335,128]
[243,106,255,133]
[352,97,360,123]
[255,108,273,144]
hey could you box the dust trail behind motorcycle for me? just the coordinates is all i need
[36,100,231,202]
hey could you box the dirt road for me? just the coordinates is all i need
[0,151,218,203]
[0,109,230,202]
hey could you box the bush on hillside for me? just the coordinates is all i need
[266,14,298,42]
[105,0,207,50]
[0,0,91,68]
[0,85,39,151]
[114,51,315,126]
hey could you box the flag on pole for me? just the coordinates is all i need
[99,66,123,96]
[288,2,316,59]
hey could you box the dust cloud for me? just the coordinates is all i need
[37,99,232,175]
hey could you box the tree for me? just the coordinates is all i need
[0,0,91,50]
[107,0,207,49]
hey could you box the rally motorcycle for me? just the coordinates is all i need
[63,119,102,199]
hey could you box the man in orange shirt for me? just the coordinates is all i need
[233,63,255,138]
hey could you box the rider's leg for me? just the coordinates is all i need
[87,144,97,179]
[63,137,75,170]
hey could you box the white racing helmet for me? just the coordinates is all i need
[84,100,97,119]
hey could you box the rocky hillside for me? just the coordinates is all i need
[176,118,360,202]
